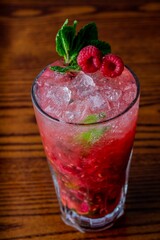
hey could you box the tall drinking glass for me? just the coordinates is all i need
[31,66,140,232]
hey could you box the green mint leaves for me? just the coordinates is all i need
[78,126,110,146]
[76,113,110,147]
[51,19,111,73]
[56,19,77,64]
[70,22,98,57]
[82,112,106,124]
[80,127,108,145]
[90,40,111,56]
[50,65,80,73]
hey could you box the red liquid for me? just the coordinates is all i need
[35,106,138,218]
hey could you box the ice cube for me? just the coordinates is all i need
[72,72,96,98]
[62,111,75,122]
[46,86,71,106]
[76,71,95,87]
[89,93,106,111]
[44,104,62,119]
[61,87,72,104]
[106,89,122,102]
[122,91,136,104]
[62,99,90,123]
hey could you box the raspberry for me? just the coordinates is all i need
[77,45,102,73]
[100,54,124,78]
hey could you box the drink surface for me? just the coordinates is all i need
[35,60,137,123]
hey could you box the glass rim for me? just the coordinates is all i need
[31,65,140,126]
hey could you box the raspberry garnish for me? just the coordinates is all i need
[77,45,102,73]
[100,54,124,78]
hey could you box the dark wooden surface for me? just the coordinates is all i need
[0,0,160,239]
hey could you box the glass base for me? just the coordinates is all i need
[60,195,125,233]
[48,150,133,232]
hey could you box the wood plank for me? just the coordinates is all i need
[0,0,160,239]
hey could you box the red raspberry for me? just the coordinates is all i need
[77,45,102,73]
[100,54,124,78]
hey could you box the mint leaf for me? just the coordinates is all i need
[56,19,68,58]
[83,112,106,124]
[90,40,111,55]
[56,19,77,63]
[78,126,110,145]
[53,20,113,74]
[50,65,80,73]
[71,22,98,57]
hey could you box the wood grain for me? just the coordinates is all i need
[0,0,160,239]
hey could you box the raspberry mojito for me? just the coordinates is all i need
[31,20,140,232]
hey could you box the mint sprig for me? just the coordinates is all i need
[51,19,111,73]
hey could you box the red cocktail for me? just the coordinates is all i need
[31,20,140,232]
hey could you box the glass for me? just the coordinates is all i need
[31,66,140,232]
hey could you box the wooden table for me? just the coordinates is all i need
[0,0,160,239]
